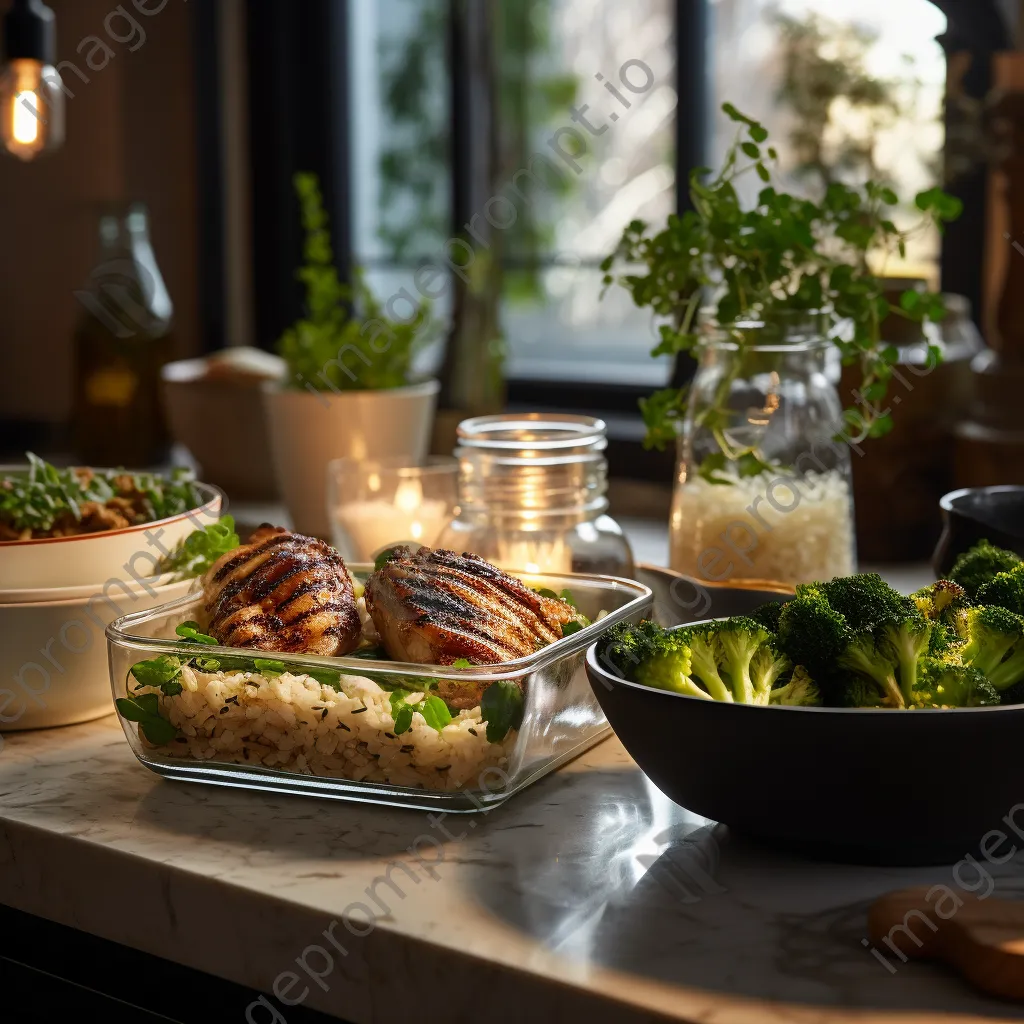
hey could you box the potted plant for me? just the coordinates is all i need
[263,174,438,537]
[601,104,962,585]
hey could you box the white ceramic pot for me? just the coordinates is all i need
[0,576,196,732]
[0,479,223,591]
[262,379,440,538]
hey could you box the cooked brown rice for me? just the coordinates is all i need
[133,664,513,791]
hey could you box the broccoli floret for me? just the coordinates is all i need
[910,658,1000,708]
[960,605,1024,681]
[977,564,1024,617]
[820,573,913,631]
[750,600,786,634]
[675,624,734,702]
[598,620,715,699]
[750,641,793,701]
[949,540,1021,600]
[837,674,889,708]
[837,629,904,707]
[875,609,933,705]
[769,665,822,706]
[715,617,777,703]
[912,580,971,638]
[777,586,848,680]
[598,619,667,680]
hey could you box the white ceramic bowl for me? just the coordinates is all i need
[0,576,197,732]
[0,573,182,605]
[0,477,223,590]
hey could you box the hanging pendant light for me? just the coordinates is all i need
[0,0,63,161]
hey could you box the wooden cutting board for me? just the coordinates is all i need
[869,887,1024,1001]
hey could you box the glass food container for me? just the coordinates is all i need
[106,567,652,812]
[436,414,635,577]
[671,313,857,587]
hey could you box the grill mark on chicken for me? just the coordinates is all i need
[201,525,361,657]
[364,546,577,675]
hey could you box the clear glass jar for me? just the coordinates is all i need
[671,314,857,586]
[436,414,635,577]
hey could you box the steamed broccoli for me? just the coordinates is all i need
[769,665,822,706]
[959,606,1024,680]
[910,658,1000,708]
[750,600,786,634]
[715,617,784,703]
[837,674,888,708]
[777,586,848,680]
[977,564,1024,617]
[599,618,791,705]
[949,540,1021,600]
[820,573,911,631]
[912,580,971,638]
[836,629,904,708]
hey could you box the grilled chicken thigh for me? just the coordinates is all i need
[201,525,362,656]
[365,546,577,668]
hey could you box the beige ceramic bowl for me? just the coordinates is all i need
[0,479,223,591]
[0,575,197,732]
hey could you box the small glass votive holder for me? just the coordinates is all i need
[326,457,459,563]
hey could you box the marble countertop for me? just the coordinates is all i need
[1,714,1021,1024]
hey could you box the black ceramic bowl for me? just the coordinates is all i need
[933,485,1024,577]
[586,631,1024,865]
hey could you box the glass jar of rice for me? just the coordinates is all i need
[671,312,856,586]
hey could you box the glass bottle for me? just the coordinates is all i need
[436,414,634,577]
[671,313,856,586]
[71,203,174,467]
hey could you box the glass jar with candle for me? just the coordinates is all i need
[327,457,458,563]
[436,414,634,577]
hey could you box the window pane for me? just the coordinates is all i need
[499,0,677,384]
[709,0,947,274]
[349,0,451,264]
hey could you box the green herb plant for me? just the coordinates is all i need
[601,103,963,475]
[277,173,432,392]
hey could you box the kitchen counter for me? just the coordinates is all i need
[0,714,1020,1023]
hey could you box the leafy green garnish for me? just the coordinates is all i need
[535,588,559,600]
[253,659,288,677]
[451,658,473,669]
[307,667,342,689]
[0,453,200,534]
[159,517,241,579]
[559,589,578,609]
[561,621,585,638]
[420,695,453,733]
[115,694,178,745]
[480,681,524,743]
[175,621,219,645]
[130,655,182,694]
[373,546,406,572]
[393,705,414,735]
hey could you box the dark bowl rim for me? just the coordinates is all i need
[939,485,1024,513]
[585,620,1024,716]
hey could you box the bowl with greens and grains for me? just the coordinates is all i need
[586,542,1024,863]
[0,454,229,591]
